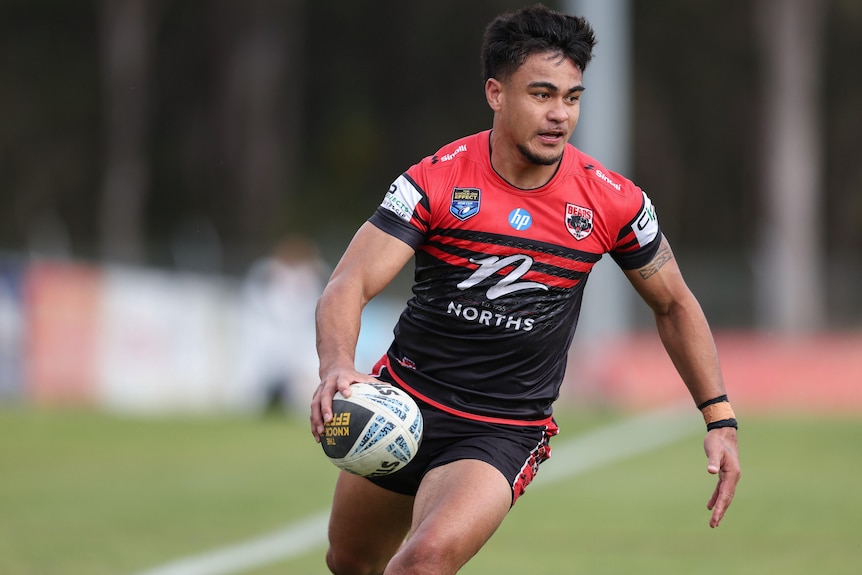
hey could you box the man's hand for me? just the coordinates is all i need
[309,367,373,442]
[704,426,741,528]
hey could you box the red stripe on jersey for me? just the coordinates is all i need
[372,355,555,428]
[420,243,474,269]
[420,244,581,289]
[430,232,597,274]
[409,202,431,232]
[614,229,641,252]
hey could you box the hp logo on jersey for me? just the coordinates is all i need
[508,208,533,231]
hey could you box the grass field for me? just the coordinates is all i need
[1,405,860,575]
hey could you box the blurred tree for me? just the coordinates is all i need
[99,0,154,263]
[296,0,527,255]
[822,0,862,324]
[0,0,860,326]
[754,0,825,332]
[211,0,303,251]
[145,0,304,269]
[0,0,100,256]
[632,1,761,252]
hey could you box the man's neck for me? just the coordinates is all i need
[488,131,561,190]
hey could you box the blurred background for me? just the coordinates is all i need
[0,0,860,416]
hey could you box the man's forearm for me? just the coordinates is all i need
[654,298,726,406]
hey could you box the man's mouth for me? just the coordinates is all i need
[538,129,566,144]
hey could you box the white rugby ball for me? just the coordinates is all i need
[321,382,423,477]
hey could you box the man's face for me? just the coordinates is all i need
[487,52,584,167]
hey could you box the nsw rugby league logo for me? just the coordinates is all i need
[450,188,481,221]
[565,203,593,240]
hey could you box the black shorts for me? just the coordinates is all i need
[368,395,559,505]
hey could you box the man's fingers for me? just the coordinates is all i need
[309,383,332,441]
[707,473,738,528]
[311,375,362,441]
[709,487,728,527]
[310,402,325,442]
[707,482,720,511]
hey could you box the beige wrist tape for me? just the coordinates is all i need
[701,402,736,425]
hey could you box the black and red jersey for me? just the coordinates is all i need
[368,130,661,424]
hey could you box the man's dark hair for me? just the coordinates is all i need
[481,4,597,83]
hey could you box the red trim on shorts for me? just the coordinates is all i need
[511,418,559,503]
[372,355,554,428]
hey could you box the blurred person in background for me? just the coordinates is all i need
[310,4,741,574]
[240,235,324,412]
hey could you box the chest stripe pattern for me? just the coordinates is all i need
[367,130,661,422]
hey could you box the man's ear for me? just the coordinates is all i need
[485,78,503,111]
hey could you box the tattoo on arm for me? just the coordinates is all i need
[638,240,674,280]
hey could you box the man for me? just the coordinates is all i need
[310,5,741,574]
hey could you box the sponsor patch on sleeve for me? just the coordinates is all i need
[381,174,423,222]
[632,191,659,247]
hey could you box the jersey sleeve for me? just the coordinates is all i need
[609,189,662,270]
[367,171,430,250]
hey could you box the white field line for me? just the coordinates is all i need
[130,511,330,575]
[534,402,700,487]
[130,403,699,575]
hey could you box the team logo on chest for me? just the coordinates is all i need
[565,203,594,240]
[450,188,481,221]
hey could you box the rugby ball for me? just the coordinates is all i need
[321,382,423,477]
